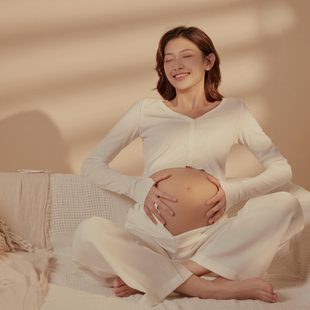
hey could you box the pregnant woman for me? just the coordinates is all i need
[72,26,304,307]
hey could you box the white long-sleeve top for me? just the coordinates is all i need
[82,97,292,210]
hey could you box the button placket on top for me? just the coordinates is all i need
[186,120,196,166]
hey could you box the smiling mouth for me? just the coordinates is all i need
[173,73,190,79]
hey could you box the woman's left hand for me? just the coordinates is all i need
[205,175,226,224]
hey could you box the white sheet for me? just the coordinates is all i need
[45,174,310,309]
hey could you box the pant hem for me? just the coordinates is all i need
[140,269,192,307]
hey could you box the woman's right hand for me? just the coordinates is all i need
[144,173,177,225]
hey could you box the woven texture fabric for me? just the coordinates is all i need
[49,174,134,238]
[47,174,310,310]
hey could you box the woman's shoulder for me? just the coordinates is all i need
[122,98,163,120]
[141,97,163,106]
[129,97,164,114]
[131,97,162,108]
[219,98,246,114]
[222,97,244,107]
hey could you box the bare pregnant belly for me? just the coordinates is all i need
[150,167,218,236]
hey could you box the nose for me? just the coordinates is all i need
[173,58,184,70]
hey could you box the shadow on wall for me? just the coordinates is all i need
[0,111,72,173]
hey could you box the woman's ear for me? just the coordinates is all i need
[205,53,216,71]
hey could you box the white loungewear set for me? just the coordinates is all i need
[72,98,304,307]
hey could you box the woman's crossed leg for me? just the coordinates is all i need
[113,259,277,303]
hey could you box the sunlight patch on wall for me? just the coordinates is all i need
[260,1,297,37]
[220,52,269,95]
[202,7,260,50]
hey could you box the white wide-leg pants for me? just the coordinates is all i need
[72,192,304,307]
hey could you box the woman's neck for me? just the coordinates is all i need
[165,90,221,119]
[171,90,209,111]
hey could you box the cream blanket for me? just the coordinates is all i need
[0,171,51,310]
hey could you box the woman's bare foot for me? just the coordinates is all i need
[176,275,277,303]
[212,277,277,303]
[113,277,142,298]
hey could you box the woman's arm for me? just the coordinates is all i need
[220,102,292,210]
[81,99,154,207]
[82,99,177,222]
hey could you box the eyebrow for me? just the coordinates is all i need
[164,49,194,56]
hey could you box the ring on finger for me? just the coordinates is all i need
[154,203,160,214]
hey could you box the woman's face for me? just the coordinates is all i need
[163,37,211,94]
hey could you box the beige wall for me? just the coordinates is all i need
[1,0,309,190]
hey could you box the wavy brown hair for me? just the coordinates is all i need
[155,26,223,102]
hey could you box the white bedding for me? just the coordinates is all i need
[44,174,310,309]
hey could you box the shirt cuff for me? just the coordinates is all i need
[220,181,238,211]
[134,177,155,207]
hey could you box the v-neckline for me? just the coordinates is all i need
[158,98,226,121]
